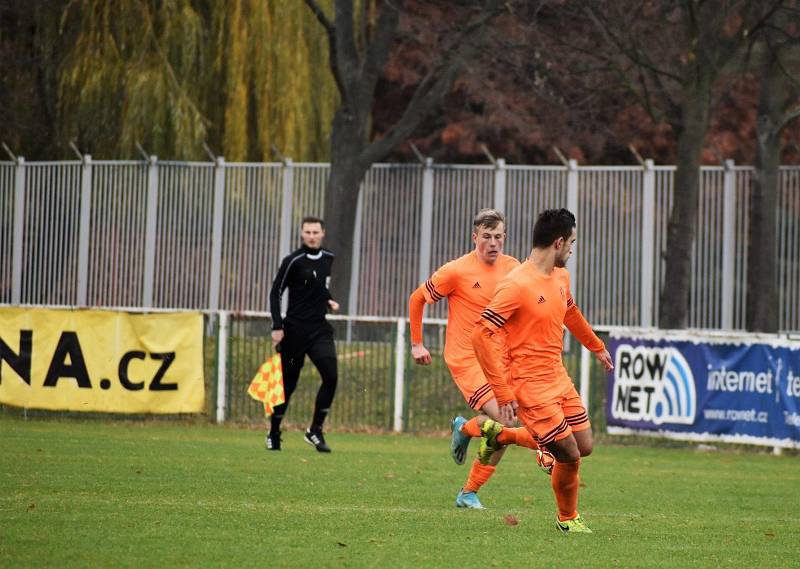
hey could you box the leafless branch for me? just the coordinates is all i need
[305,0,348,100]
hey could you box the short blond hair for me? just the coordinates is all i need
[472,208,505,231]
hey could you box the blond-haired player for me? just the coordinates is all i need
[409,209,548,509]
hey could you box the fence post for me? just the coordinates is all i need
[579,345,591,409]
[494,158,506,213]
[11,157,26,305]
[721,159,736,329]
[347,183,364,316]
[208,157,226,310]
[76,154,93,306]
[216,311,229,423]
[278,158,294,260]
[641,159,656,327]
[566,159,579,278]
[278,159,294,316]
[418,158,434,284]
[142,156,159,308]
[393,318,406,432]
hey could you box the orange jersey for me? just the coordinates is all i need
[416,251,519,372]
[478,263,604,405]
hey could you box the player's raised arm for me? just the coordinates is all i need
[563,289,613,371]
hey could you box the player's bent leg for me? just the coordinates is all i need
[573,427,593,457]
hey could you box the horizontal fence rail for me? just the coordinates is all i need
[0,159,799,331]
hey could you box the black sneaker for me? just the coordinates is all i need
[265,431,281,451]
[304,429,331,453]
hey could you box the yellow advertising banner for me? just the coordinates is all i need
[0,307,205,414]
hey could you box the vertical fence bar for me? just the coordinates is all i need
[494,158,506,213]
[142,156,159,307]
[393,318,406,432]
[11,157,26,305]
[641,159,656,327]
[566,159,579,278]
[216,311,229,423]
[417,158,434,284]
[721,160,736,329]
[278,159,294,259]
[347,184,364,315]
[208,157,226,310]
[76,155,93,306]
[580,345,591,408]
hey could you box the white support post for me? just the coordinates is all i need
[76,154,93,306]
[393,318,406,433]
[278,159,294,259]
[216,311,229,423]
[493,158,507,213]
[418,158,434,284]
[278,159,294,316]
[208,157,226,310]
[11,157,26,305]
[142,156,159,308]
[721,160,736,329]
[347,184,364,316]
[566,159,579,278]
[579,345,591,409]
[641,159,656,327]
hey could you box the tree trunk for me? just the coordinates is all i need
[747,53,785,333]
[658,77,711,329]
[322,110,369,312]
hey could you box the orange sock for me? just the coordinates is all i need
[460,417,482,438]
[497,427,539,450]
[463,459,495,493]
[552,459,580,521]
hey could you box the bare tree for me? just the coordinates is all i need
[305,0,505,310]
[579,1,780,329]
[747,2,800,332]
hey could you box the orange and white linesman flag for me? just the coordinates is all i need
[247,354,285,416]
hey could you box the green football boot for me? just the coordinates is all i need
[556,514,592,534]
[477,419,504,465]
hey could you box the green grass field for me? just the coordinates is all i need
[1,417,798,568]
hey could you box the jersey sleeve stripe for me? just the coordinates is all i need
[481,310,505,328]
[483,308,507,324]
[567,298,574,308]
[425,279,443,301]
[468,383,493,409]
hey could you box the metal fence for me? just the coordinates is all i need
[1,157,799,331]
[214,312,593,433]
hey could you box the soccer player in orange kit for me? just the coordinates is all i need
[471,208,613,533]
[408,209,547,510]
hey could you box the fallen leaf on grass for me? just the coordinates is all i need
[27,503,35,512]
[337,542,347,547]
[504,514,518,526]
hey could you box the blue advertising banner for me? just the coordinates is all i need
[606,330,800,448]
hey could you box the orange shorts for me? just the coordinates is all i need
[516,381,590,448]
[450,365,495,411]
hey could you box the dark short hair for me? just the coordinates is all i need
[532,208,576,248]
[472,208,505,231]
[301,216,325,229]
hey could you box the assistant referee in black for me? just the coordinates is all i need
[267,216,339,453]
